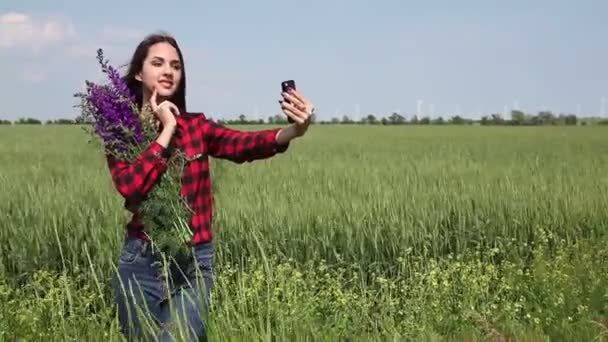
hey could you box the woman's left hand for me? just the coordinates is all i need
[280,88,315,137]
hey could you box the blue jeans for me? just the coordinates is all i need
[112,235,214,341]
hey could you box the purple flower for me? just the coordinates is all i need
[75,49,144,158]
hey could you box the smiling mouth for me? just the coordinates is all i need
[159,80,173,88]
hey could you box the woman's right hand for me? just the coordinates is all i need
[150,87,179,129]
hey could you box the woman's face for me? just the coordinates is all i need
[136,41,182,102]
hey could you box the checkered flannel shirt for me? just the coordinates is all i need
[106,113,289,245]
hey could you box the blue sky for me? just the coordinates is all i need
[1,0,607,121]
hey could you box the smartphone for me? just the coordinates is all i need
[281,80,296,123]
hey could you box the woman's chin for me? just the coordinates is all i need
[146,86,175,101]
[157,89,175,98]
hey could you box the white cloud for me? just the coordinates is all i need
[0,11,146,85]
[0,12,75,52]
[0,11,145,58]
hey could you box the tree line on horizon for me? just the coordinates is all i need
[0,110,606,126]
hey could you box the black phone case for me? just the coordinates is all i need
[282,80,296,123]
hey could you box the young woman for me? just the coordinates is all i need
[108,32,314,341]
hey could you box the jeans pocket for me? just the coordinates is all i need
[194,244,214,273]
[118,249,140,265]
[191,243,215,307]
[118,240,144,265]
[184,243,214,280]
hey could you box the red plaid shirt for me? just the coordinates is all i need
[106,112,289,245]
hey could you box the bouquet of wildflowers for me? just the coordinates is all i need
[74,49,194,268]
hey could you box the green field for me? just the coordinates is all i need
[1,124,608,341]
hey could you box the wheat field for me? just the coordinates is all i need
[1,124,608,341]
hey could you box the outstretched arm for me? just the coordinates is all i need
[203,119,291,163]
[203,86,315,163]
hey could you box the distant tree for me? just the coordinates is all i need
[366,114,378,124]
[450,115,466,125]
[510,110,526,125]
[490,113,505,125]
[564,114,577,126]
[16,117,42,124]
[274,114,288,124]
[432,116,445,125]
[535,111,555,125]
[341,115,353,124]
[55,118,76,124]
[389,112,406,125]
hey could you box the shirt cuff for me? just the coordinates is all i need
[271,128,290,153]
[147,142,171,160]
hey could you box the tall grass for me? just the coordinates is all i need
[1,124,607,340]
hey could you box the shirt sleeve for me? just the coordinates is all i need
[106,141,170,206]
[201,117,289,163]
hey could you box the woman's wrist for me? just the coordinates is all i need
[275,125,300,145]
[156,124,176,148]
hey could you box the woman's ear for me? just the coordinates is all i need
[135,72,142,82]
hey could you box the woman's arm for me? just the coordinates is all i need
[202,86,314,163]
[275,124,303,145]
[202,118,291,163]
[106,126,174,205]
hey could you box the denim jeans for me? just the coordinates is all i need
[112,235,214,341]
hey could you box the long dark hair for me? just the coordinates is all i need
[123,32,187,113]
